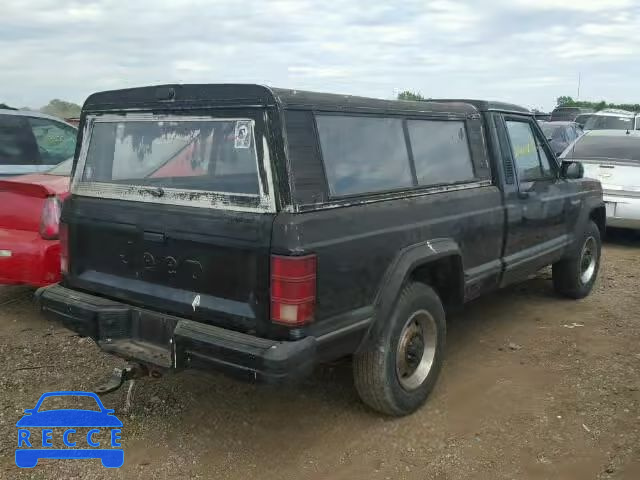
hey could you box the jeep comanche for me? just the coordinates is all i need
[36,85,604,415]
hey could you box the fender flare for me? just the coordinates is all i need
[574,197,606,246]
[356,238,463,352]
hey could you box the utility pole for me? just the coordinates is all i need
[577,73,581,100]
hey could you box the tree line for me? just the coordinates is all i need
[555,96,639,112]
[0,99,82,118]
[397,90,639,113]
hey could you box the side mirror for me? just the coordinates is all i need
[562,161,584,179]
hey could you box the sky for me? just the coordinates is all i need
[2,0,639,112]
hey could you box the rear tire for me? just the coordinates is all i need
[553,220,601,299]
[353,282,446,416]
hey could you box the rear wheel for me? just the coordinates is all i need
[553,220,601,299]
[353,282,446,416]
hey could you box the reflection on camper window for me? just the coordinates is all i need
[316,115,413,196]
[407,120,475,186]
[81,119,260,195]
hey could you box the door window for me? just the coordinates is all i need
[506,120,542,182]
[506,119,555,182]
[538,138,554,176]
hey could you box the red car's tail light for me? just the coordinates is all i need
[271,254,317,326]
[59,223,69,274]
[39,196,62,240]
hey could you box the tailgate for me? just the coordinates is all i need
[63,107,279,337]
[65,197,274,334]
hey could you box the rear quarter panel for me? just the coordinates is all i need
[272,185,504,333]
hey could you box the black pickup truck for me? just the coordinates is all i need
[36,85,604,416]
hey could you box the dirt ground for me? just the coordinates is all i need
[0,232,639,480]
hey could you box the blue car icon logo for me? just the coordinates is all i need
[16,391,123,468]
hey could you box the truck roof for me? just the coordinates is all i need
[431,99,530,114]
[589,109,638,117]
[83,84,478,117]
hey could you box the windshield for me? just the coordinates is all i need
[564,135,640,162]
[574,114,592,125]
[46,158,73,176]
[584,115,634,131]
[541,124,562,139]
[77,118,261,196]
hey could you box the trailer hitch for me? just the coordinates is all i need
[94,363,148,395]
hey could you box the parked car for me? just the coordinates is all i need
[0,158,71,286]
[562,130,640,230]
[550,106,593,122]
[532,110,551,122]
[574,113,593,129]
[583,109,639,131]
[540,121,583,156]
[36,85,604,416]
[0,109,77,177]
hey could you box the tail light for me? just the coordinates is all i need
[271,254,317,326]
[39,196,62,240]
[59,223,69,274]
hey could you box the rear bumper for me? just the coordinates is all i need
[0,229,60,287]
[604,194,640,230]
[35,284,316,383]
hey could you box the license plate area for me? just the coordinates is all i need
[130,309,178,345]
[98,308,178,368]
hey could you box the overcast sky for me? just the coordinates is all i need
[2,0,639,111]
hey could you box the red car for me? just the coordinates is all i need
[0,159,71,286]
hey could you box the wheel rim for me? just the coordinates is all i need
[579,236,597,285]
[395,309,437,391]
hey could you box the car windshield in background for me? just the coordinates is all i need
[46,158,73,176]
[574,114,592,125]
[564,135,640,162]
[584,115,634,130]
[541,124,561,138]
[77,118,260,196]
